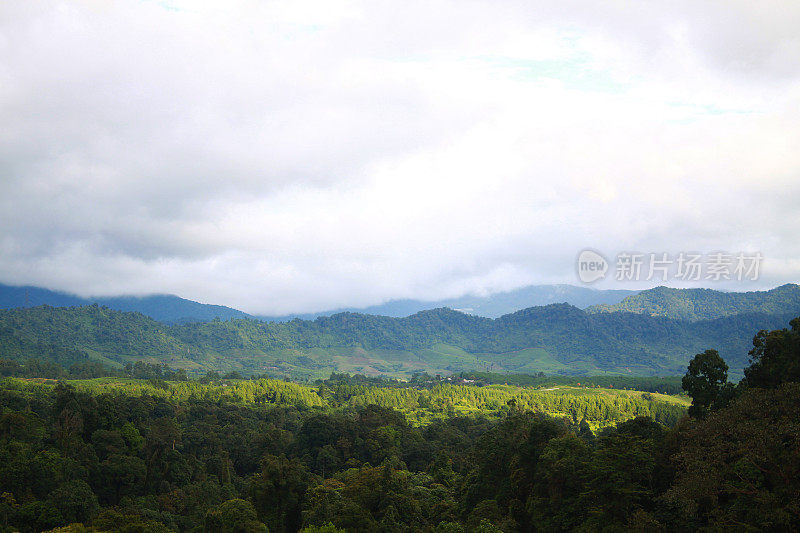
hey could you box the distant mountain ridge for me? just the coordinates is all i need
[1,296,796,378]
[0,282,637,322]
[587,283,800,321]
[259,284,639,321]
[0,283,251,323]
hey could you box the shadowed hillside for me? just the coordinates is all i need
[1,298,795,377]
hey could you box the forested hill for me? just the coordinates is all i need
[1,303,796,377]
[587,283,800,320]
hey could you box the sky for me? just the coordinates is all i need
[1,0,799,314]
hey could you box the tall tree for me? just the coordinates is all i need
[742,317,800,389]
[682,349,729,418]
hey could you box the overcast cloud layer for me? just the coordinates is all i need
[1,0,799,314]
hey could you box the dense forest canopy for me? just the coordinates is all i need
[0,316,798,531]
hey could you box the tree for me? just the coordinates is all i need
[682,349,729,418]
[528,435,592,531]
[46,480,100,525]
[200,370,221,384]
[97,454,146,504]
[250,454,308,532]
[742,317,800,389]
[205,499,268,533]
[665,383,800,530]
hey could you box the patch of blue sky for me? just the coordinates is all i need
[145,0,184,13]
[665,101,756,116]
[478,55,632,94]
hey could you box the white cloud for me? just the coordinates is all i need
[1,0,799,313]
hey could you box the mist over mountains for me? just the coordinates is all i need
[258,285,639,322]
[0,283,251,323]
[0,282,636,323]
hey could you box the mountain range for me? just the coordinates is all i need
[258,285,639,321]
[0,283,798,379]
[0,282,637,322]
